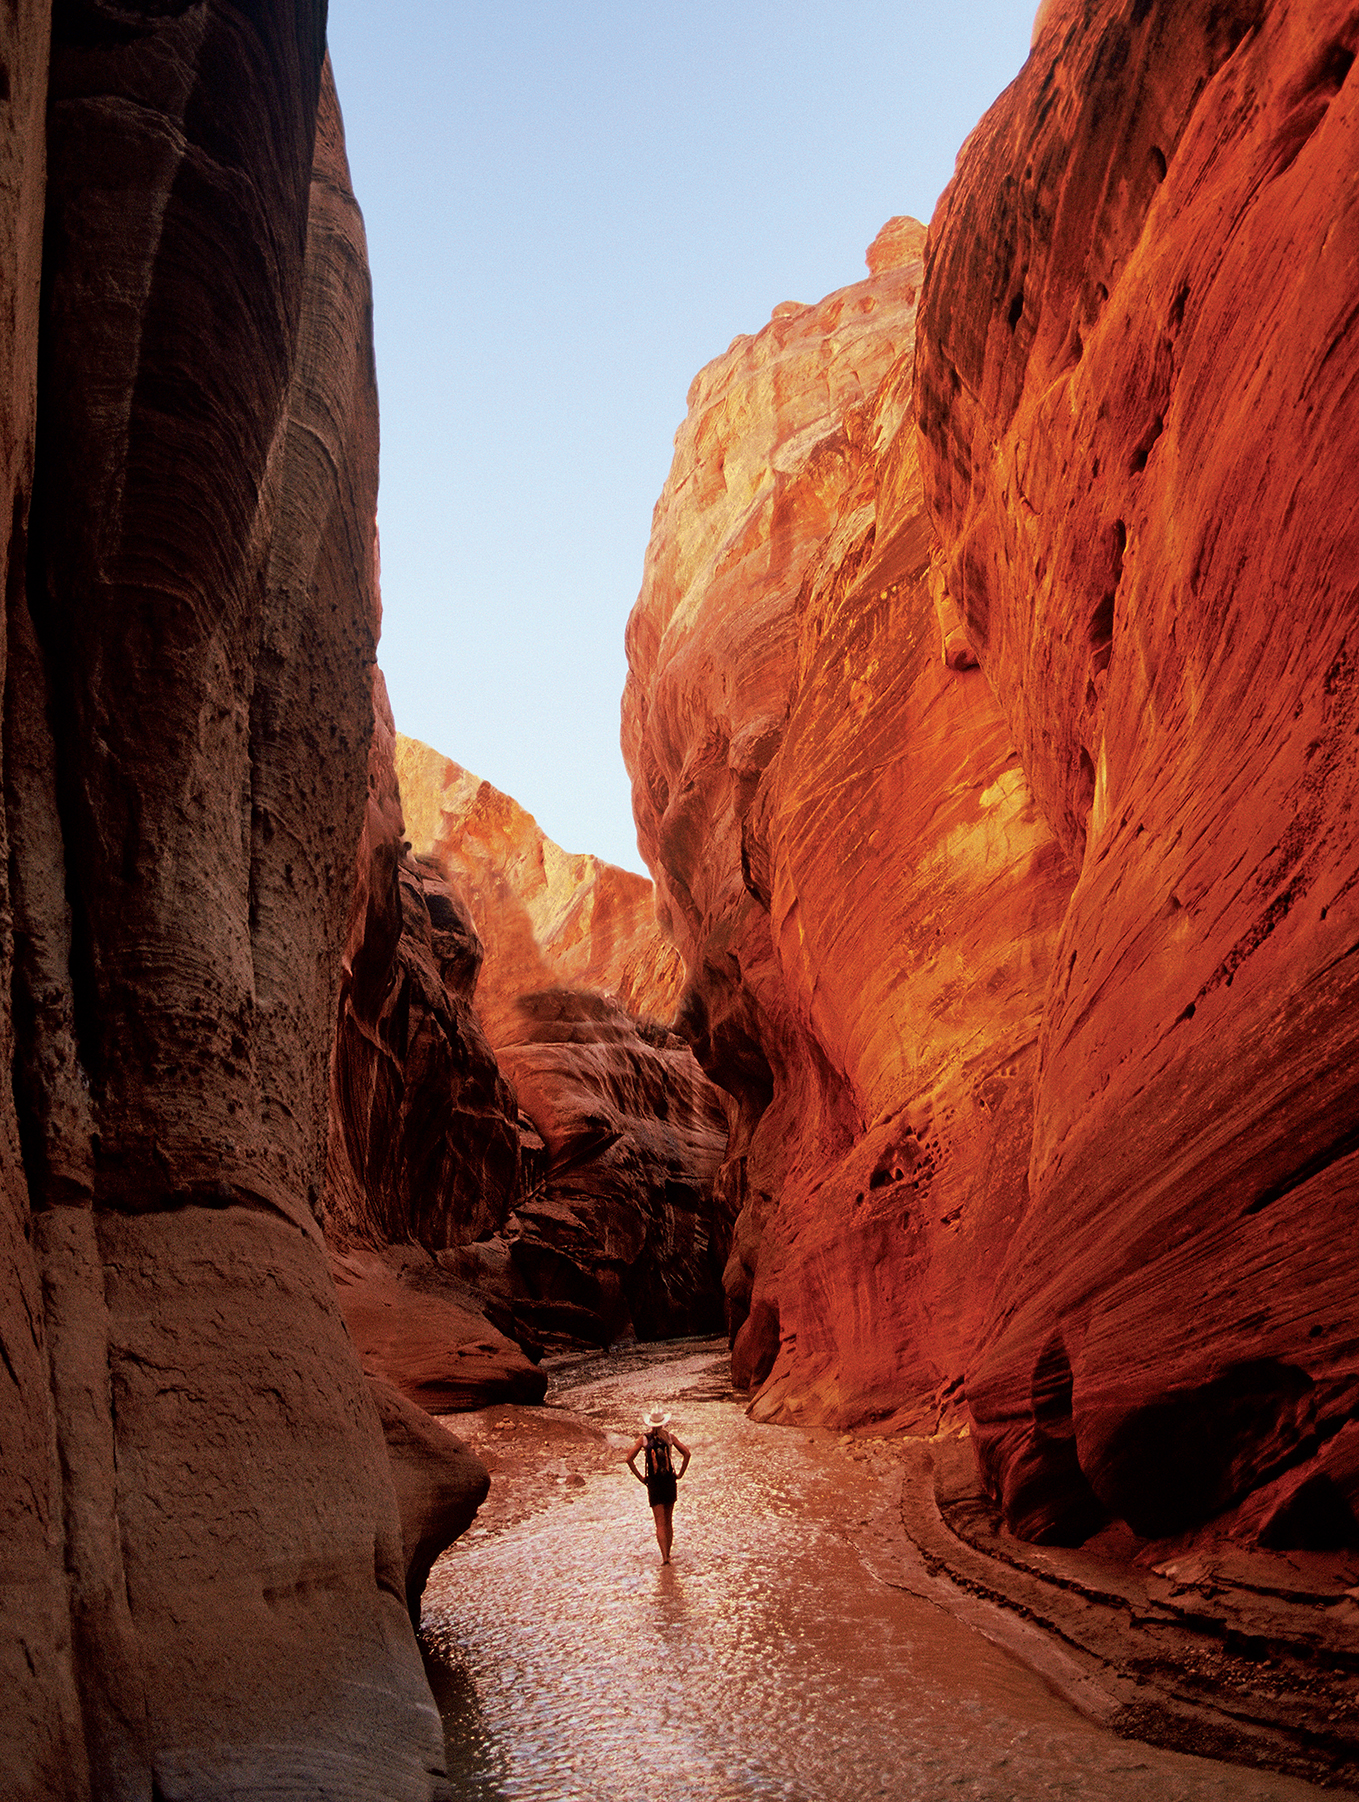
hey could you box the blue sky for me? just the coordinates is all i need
[326,3,1037,873]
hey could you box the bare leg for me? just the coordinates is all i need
[652,1502,675,1563]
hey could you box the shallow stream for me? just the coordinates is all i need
[420,1339,1330,1802]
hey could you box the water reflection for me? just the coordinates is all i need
[421,1343,1327,1802]
[420,1641,512,1802]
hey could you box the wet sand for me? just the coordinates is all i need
[420,1340,1337,1802]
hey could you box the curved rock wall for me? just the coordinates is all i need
[395,734,685,1034]
[623,224,1076,1430]
[916,0,1359,1544]
[3,21,445,1798]
[327,689,521,1253]
[393,738,733,1347]
[628,0,1359,1556]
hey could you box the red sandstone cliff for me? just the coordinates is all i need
[915,0,1359,1547]
[626,0,1359,1568]
[1,21,449,1798]
[390,738,733,1347]
[623,223,1074,1431]
[396,734,685,1032]
[324,680,546,1410]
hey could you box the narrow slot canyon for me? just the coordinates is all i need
[2,3,1358,1799]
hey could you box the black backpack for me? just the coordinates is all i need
[644,1431,674,1480]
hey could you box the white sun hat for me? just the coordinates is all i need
[642,1409,672,1428]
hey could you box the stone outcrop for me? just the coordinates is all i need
[392,740,734,1348]
[2,18,447,1798]
[396,735,685,1035]
[334,1247,547,1411]
[623,221,1075,1431]
[915,0,1359,1547]
[365,1374,491,1625]
[327,684,521,1254]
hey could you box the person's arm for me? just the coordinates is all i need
[671,1434,691,1479]
[625,1435,647,1482]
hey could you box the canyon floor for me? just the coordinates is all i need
[418,1342,1353,1801]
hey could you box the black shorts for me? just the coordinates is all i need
[646,1474,677,1507]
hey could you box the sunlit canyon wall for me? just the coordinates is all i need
[917,0,1359,1547]
[1,8,451,1799]
[369,735,734,1350]
[626,0,1359,1554]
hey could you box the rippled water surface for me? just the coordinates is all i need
[421,1342,1327,1802]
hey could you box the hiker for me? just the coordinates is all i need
[626,1409,691,1564]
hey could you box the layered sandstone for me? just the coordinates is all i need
[623,222,1076,1431]
[915,0,1359,1545]
[324,685,547,1406]
[392,740,733,1347]
[327,686,522,1253]
[395,735,685,1034]
[3,22,449,1799]
[364,1374,491,1624]
[628,0,1359,1564]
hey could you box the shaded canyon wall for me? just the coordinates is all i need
[2,15,449,1799]
[386,737,734,1348]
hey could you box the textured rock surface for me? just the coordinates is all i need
[327,682,521,1253]
[335,1248,547,1411]
[3,21,444,1798]
[623,221,1074,1431]
[393,738,733,1347]
[0,12,89,1796]
[492,988,734,1344]
[364,1374,491,1624]
[396,734,685,1035]
[915,0,1359,1545]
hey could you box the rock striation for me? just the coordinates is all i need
[396,734,685,1034]
[626,0,1359,1568]
[327,686,522,1256]
[623,221,1076,1432]
[392,739,733,1349]
[2,20,450,1799]
[915,0,1359,1547]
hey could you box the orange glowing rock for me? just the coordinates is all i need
[395,734,684,1039]
[623,221,1075,1431]
[914,0,1359,1545]
[394,736,733,1344]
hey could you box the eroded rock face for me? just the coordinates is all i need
[494,988,734,1343]
[395,734,685,1035]
[334,1248,547,1412]
[393,739,733,1346]
[327,682,521,1253]
[364,1374,491,1624]
[623,222,1075,1431]
[916,0,1359,1544]
[3,22,444,1797]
